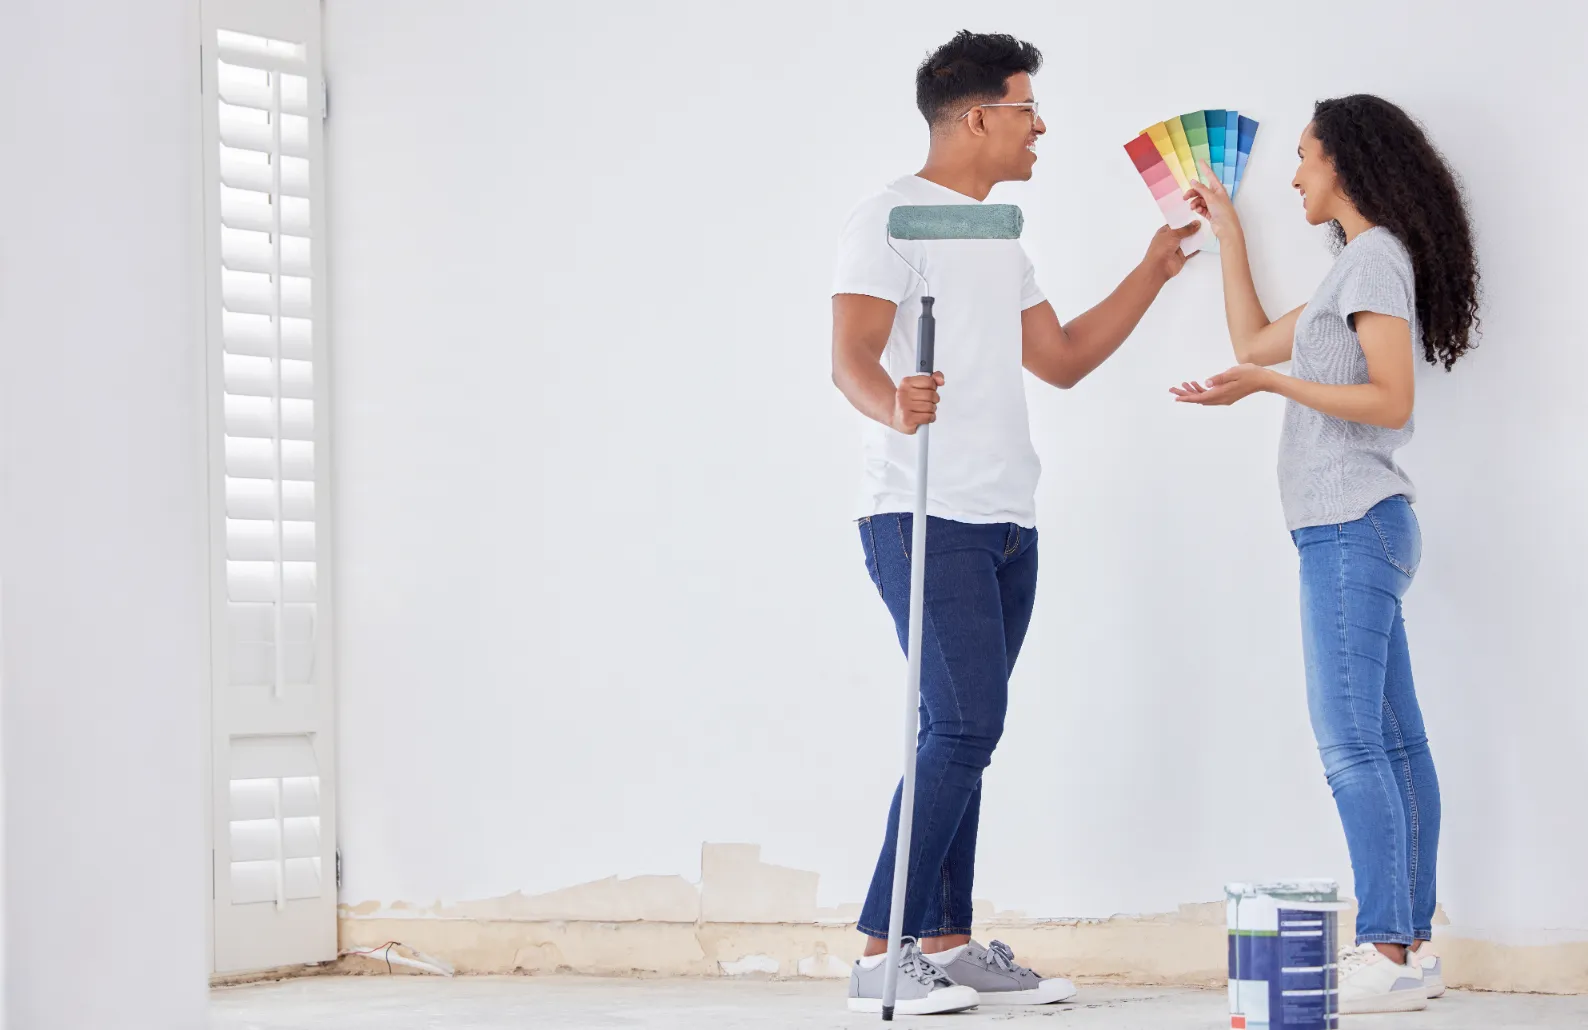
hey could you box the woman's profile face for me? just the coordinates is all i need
[1292,123,1342,226]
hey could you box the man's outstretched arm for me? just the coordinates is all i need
[1022,223,1199,388]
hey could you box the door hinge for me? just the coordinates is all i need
[320,79,329,120]
[335,847,342,889]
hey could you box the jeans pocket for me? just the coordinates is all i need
[1366,498,1421,578]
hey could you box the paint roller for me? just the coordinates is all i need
[878,202,1023,1022]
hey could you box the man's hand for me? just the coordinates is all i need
[891,372,944,435]
[1169,363,1272,406]
[1143,222,1202,282]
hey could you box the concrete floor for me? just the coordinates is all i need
[212,975,1588,1029]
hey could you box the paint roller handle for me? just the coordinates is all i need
[916,296,936,375]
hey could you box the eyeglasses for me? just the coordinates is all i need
[959,102,1040,122]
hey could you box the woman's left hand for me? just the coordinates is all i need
[1169,364,1272,406]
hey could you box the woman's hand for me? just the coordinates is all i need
[1184,160,1241,243]
[1170,363,1273,406]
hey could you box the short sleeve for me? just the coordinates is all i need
[831,197,913,303]
[1020,247,1046,311]
[1338,235,1414,330]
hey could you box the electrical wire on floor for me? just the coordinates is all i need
[340,941,455,977]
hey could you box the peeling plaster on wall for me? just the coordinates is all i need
[719,954,780,976]
[337,844,1588,994]
[701,844,820,924]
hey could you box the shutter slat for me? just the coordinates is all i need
[230,821,281,863]
[282,817,320,859]
[281,479,315,519]
[284,857,322,901]
[224,395,314,441]
[217,65,310,118]
[226,438,314,480]
[219,119,308,159]
[221,230,310,277]
[223,355,315,400]
[217,31,308,74]
[281,778,319,818]
[223,313,312,361]
[220,155,310,200]
[220,195,311,236]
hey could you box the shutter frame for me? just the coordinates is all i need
[202,0,337,974]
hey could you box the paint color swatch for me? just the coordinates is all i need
[1164,116,1197,186]
[1180,111,1211,182]
[1123,132,1216,256]
[1125,108,1257,251]
[1204,109,1227,184]
[1143,122,1190,191]
[1233,115,1259,197]
[1222,111,1240,192]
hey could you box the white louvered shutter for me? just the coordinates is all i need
[201,0,336,973]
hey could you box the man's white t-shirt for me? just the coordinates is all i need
[832,174,1045,528]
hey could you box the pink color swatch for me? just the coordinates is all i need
[1123,134,1216,255]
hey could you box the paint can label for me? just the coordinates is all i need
[1226,881,1342,1030]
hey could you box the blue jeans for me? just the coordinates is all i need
[1293,495,1440,946]
[855,514,1038,940]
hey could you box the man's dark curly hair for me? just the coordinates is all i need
[1311,95,1481,370]
[915,31,1042,128]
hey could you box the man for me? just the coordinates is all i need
[832,30,1198,1014]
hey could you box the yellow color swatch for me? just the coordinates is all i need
[1142,123,1190,190]
[1163,116,1199,185]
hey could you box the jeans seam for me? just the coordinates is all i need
[897,601,952,938]
[939,863,953,935]
[865,517,884,602]
[1357,932,1416,946]
[1383,693,1420,915]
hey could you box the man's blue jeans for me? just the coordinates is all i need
[855,514,1037,940]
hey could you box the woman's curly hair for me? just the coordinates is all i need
[1312,95,1481,370]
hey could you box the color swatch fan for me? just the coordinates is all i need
[1124,110,1258,256]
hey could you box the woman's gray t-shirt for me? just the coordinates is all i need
[1279,227,1419,530]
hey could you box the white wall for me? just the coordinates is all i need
[0,0,210,1025]
[326,0,1588,940]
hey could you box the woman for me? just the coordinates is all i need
[1172,95,1480,1015]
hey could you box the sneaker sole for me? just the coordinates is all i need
[1341,989,1430,1015]
[846,985,980,1015]
[1425,973,1447,999]
[974,979,1078,1006]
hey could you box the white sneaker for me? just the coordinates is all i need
[847,939,980,1015]
[1411,941,1446,998]
[1337,943,1429,1014]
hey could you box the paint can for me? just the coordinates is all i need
[1226,880,1346,1030]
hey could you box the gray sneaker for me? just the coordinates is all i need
[933,939,1078,1005]
[847,939,980,1015]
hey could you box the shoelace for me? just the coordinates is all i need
[899,940,953,987]
[979,940,1030,976]
[1337,944,1379,975]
